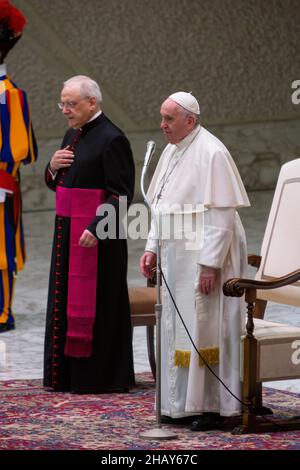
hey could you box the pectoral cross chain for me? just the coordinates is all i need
[156,189,163,202]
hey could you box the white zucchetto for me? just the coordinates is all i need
[168,91,200,115]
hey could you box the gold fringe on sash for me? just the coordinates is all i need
[198,346,219,367]
[174,349,191,368]
[174,346,219,368]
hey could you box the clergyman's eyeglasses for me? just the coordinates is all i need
[57,97,90,111]
[57,101,79,110]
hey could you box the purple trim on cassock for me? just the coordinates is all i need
[56,187,107,357]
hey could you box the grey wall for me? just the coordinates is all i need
[6,0,300,209]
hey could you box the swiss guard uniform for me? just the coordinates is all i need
[0,1,38,332]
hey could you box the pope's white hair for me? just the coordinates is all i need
[178,105,200,126]
[63,75,102,105]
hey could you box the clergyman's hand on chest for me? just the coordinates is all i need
[50,147,75,172]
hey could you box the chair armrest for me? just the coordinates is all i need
[223,268,300,338]
[248,254,261,269]
[223,268,300,298]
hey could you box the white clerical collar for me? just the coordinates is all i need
[175,124,201,150]
[74,110,102,130]
[87,109,102,123]
[0,64,7,76]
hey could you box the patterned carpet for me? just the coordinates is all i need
[0,373,300,450]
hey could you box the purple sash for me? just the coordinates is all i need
[56,187,107,357]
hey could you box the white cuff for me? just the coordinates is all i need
[48,165,57,180]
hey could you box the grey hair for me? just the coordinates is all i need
[180,107,199,127]
[63,75,102,105]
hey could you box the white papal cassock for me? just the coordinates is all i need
[145,125,250,418]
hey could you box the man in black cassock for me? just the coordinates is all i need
[44,75,135,393]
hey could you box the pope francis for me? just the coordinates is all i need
[140,91,250,430]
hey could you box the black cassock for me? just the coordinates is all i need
[44,113,135,393]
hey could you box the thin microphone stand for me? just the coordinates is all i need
[139,143,177,440]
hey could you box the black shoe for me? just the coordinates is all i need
[161,415,197,425]
[0,323,15,333]
[45,387,71,393]
[191,413,225,431]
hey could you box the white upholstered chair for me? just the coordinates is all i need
[224,158,300,433]
[129,283,156,380]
